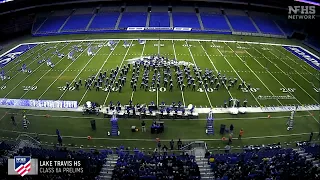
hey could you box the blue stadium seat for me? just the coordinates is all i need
[89,13,120,30]
[38,16,68,32]
[118,12,147,28]
[112,149,201,180]
[275,20,294,36]
[33,17,47,32]
[201,14,230,31]
[149,12,170,27]
[252,16,283,35]
[172,12,200,29]
[227,15,258,33]
[62,15,93,31]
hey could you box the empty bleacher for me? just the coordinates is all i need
[225,9,258,33]
[118,7,147,28]
[149,6,169,27]
[172,7,200,29]
[250,12,283,35]
[200,7,230,31]
[32,13,50,32]
[89,6,120,30]
[62,14,93,31]
[149,12,170,27]
[37,10,72,33]
[275,19,296,36]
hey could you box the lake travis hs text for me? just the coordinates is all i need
[39,160,84,174]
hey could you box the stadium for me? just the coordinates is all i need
[0,0,319,179]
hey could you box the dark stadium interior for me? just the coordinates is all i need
[0,0,320,180]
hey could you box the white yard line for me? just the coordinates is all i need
[185,41,213,108]
[224,42,284,106]
[19,38,311,48]
[103,40,133,106]
[2,44,47,75]
[37,41,87,100]
[3,42,70,98]
[210,41,261,106]
[171,40,186,107]
[57,41,107,100]
[20,44,77,99]
[242,43,319,124]
[273,47,320,82]
[250,44,319,104]
[129,40,146,102]
[198,42,235,98]
[78,42,120,105]
[0,44,53,88]
[265,45,318,87]
[157,40,160,107]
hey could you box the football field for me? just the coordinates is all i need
[0,35,319,150]
[0,39,319,107]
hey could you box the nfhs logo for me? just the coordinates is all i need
[14,156,31,177]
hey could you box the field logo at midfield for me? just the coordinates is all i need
[0,44,37,67]
[283,46,320,71]
[126,56,195,67]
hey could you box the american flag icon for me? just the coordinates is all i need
[14,156,31,177]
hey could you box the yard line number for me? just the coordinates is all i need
[314,88,320,93]
[23,86,37,91]
[58,86,75,91]
[0,86,6,90]
[197,87,260,93]
[280,88,296,93]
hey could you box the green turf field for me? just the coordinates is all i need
[0,33,319,151]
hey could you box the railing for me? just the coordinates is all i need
[181,141,207,151]
[16,134,41,148]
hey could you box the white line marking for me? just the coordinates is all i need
[0,44,52,89]
[185,40,213,108]
[20,44,77,99]
[57,41,108,100]
[3,43,70,98]
[244,43,319,124]
[78,42,120,105]
[103,40,133,106]
[37,41,88,100]
[129,40,146,102]
[251,44,319,104]
[273,46,320,82]
[171,40,186,107]
[210,41,261,106]
[199,42,234,98]
[225,42,284,106]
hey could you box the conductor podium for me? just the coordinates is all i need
[151,121,164,134]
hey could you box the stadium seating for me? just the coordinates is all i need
[89,12,120,30]
[62,15,93,31]
[304,36,320,52]
[201,14,230,31]
[172,12,200,29]
[149,12,170,27]
[251,16,283,35]
[227,15,258,33]
[32,17,47,32]
[112,149,201,180]
[118,12,147,28]
[208,148,319,179]
[274,20,295,36]
[38,16,69,33]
